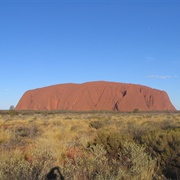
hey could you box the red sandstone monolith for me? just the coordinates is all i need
[15,81,176,112]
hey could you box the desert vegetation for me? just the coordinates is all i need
[0,110,179,179]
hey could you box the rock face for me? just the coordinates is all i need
[16,81,176,112]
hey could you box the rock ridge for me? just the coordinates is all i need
[15,81,176,112]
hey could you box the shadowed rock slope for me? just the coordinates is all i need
[16,81,176,112]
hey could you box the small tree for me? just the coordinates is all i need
[9,105,18,116]
[133,108,139,113]
[9,105,15,110]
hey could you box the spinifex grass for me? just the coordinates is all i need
[0,111,179,179]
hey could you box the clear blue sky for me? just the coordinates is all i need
[0,0,179,110]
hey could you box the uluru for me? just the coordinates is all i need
[15,81,176,112]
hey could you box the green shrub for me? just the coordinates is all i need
[8,105,18,116]
[89,128,133,157]
[140,128,180,179]
[118,141,156,180]
[62,142,156,180]
[133,108,139,113]
[8,109,18,116]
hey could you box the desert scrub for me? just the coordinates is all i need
[62,142,156,180]
[140,128,180,179]
[118,141,156,180]
[8,109,18,116]
[62,144,114,180]
[2,124,40,148]
[89,128,133,158]
[159,118,178,130]
[0,112,179,179]
[0,149,33,180]
[0,128,12,144]
[89,120,105,129]
[0,144,55,180]
[129,121,161,140]
[14,125,38,138]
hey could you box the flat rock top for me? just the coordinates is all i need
[16,81,176,111]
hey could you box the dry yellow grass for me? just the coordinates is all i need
[0,111,179,179]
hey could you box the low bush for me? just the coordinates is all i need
[62,142,156,180]
[118,141,156,180]
[140,128,180,179]
[89,128,133,158]
[133,108,139,113]
[8,109,18,116]
[89,120,105,129]
[0,145,55,180]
